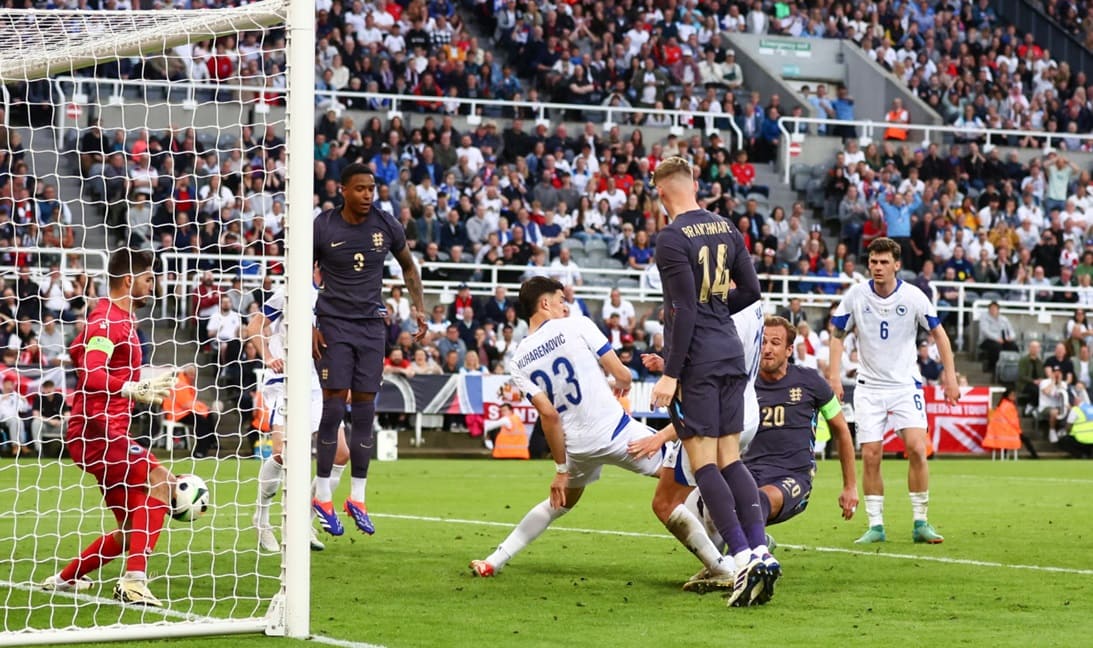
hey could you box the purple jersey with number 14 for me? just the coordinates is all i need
[313,206,406,320]
[655,208,761,378]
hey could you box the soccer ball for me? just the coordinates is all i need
[171,474,210,522]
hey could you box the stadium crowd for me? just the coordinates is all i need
[2,0,1093,457]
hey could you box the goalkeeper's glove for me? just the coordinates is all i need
[121,372,177,405]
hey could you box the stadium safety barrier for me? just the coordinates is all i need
[776,115,1093,184]
[159,252,1081,352]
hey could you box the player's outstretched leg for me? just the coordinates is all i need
[343,397,376,535]
[471,498,573,576]
[47,485,132,592]
[664,489,734,594]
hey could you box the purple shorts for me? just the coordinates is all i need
[314,316,385,393]
[669,364,747,439]
[763,473,812,525]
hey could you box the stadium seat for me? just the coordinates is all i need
[995,351,1021,385]
[562,239,585,252]
[615,278,640,290]
[792,167,812,192]
[1023,330,1043,345]
[584,238,608,254]
[805,178,825,209]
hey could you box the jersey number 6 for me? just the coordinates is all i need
[697,243,732,303]
[530,357,583,413]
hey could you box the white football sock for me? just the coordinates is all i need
[732,550,753,569]
[865,495,885,528]
[486,499,569,570]
[256,459,284,527]
[314,477,332,503]
[666,505,733,576]
[330,463,346,497]
[909,491,928,523]
[123,570,147,582]
[350,477,367,503]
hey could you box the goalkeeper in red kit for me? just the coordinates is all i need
[41,250,178,607]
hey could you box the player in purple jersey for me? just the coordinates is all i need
[312,163,426,536]
[648,156,772,607]
[632,316,857,602]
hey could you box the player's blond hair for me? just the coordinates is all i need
[652,156,694,187]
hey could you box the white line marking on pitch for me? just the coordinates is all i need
[309,634,387,648]
[945,473,1093,485]
[374,513,1093,577]
[0,578,212,623]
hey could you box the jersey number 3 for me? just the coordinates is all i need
[697,244,731,303]
[530,357,583,413]
[354,252,365,271]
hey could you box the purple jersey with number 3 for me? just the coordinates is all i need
[313,206,406,320]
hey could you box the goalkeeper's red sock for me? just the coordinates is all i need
[59,532,124,582]
[125,495,170,575]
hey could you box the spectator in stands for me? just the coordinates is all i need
[1045,342,1076,385]
[917,340,943,385]
[1039,367,1070,443]
[37,313,66,367]
[0,376,29,456]
[191,270,221,346]
[978,301,1020,371]
[383,348,415,378]
[1065,324,1088,361]
[207,295,242,381]
[601,288,635,332]
[1017,340,1046,409]
[436,324,467,366]
[38,266,73,321]
[548,247,583,286]
[29,379,67,456]
[162,364,219,459]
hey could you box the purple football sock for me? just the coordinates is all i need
[723,461,766,550]
[693,463,749,556]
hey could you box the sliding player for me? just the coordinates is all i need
[248,268,350,552]
[634,315,858,603]
[469,277,662,577]
[828,237,957,544]
[42,250,177,606]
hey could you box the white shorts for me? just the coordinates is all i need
[660,383,759,488]
[261,377,324,432]
[852,385,927,445]
[566,414,662,489]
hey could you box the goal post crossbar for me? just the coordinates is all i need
[0,0,288,83]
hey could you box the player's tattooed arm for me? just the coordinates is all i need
[394,245,428,342]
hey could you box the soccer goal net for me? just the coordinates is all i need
[0,0,316,643]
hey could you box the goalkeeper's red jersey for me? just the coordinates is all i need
[69,298,142,422]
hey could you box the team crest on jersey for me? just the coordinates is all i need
[788,387,802,403]
[372,232,385,250]
[129,444,144,455]
[896,305,908,316]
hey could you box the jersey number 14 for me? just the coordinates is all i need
[697,244,732,303]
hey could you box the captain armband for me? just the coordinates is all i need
[819,395,843,421]
[85,336,116,358]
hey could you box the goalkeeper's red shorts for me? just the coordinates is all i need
[67,415,161,492]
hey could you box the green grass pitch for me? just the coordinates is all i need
[2,457,1092,647]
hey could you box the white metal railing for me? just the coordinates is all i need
[52,75,744,150]
[0,247,108,278]
[776,116,1093,183]
[158,251,1081,351]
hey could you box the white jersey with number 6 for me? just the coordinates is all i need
[509,316,623,455]
[830,280,940,389]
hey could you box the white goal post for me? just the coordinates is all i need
[0,0,314,644]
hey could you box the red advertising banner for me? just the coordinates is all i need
[882,386,991,454]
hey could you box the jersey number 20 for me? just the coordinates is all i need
[697,244,732,303]
[530,358,583,413]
